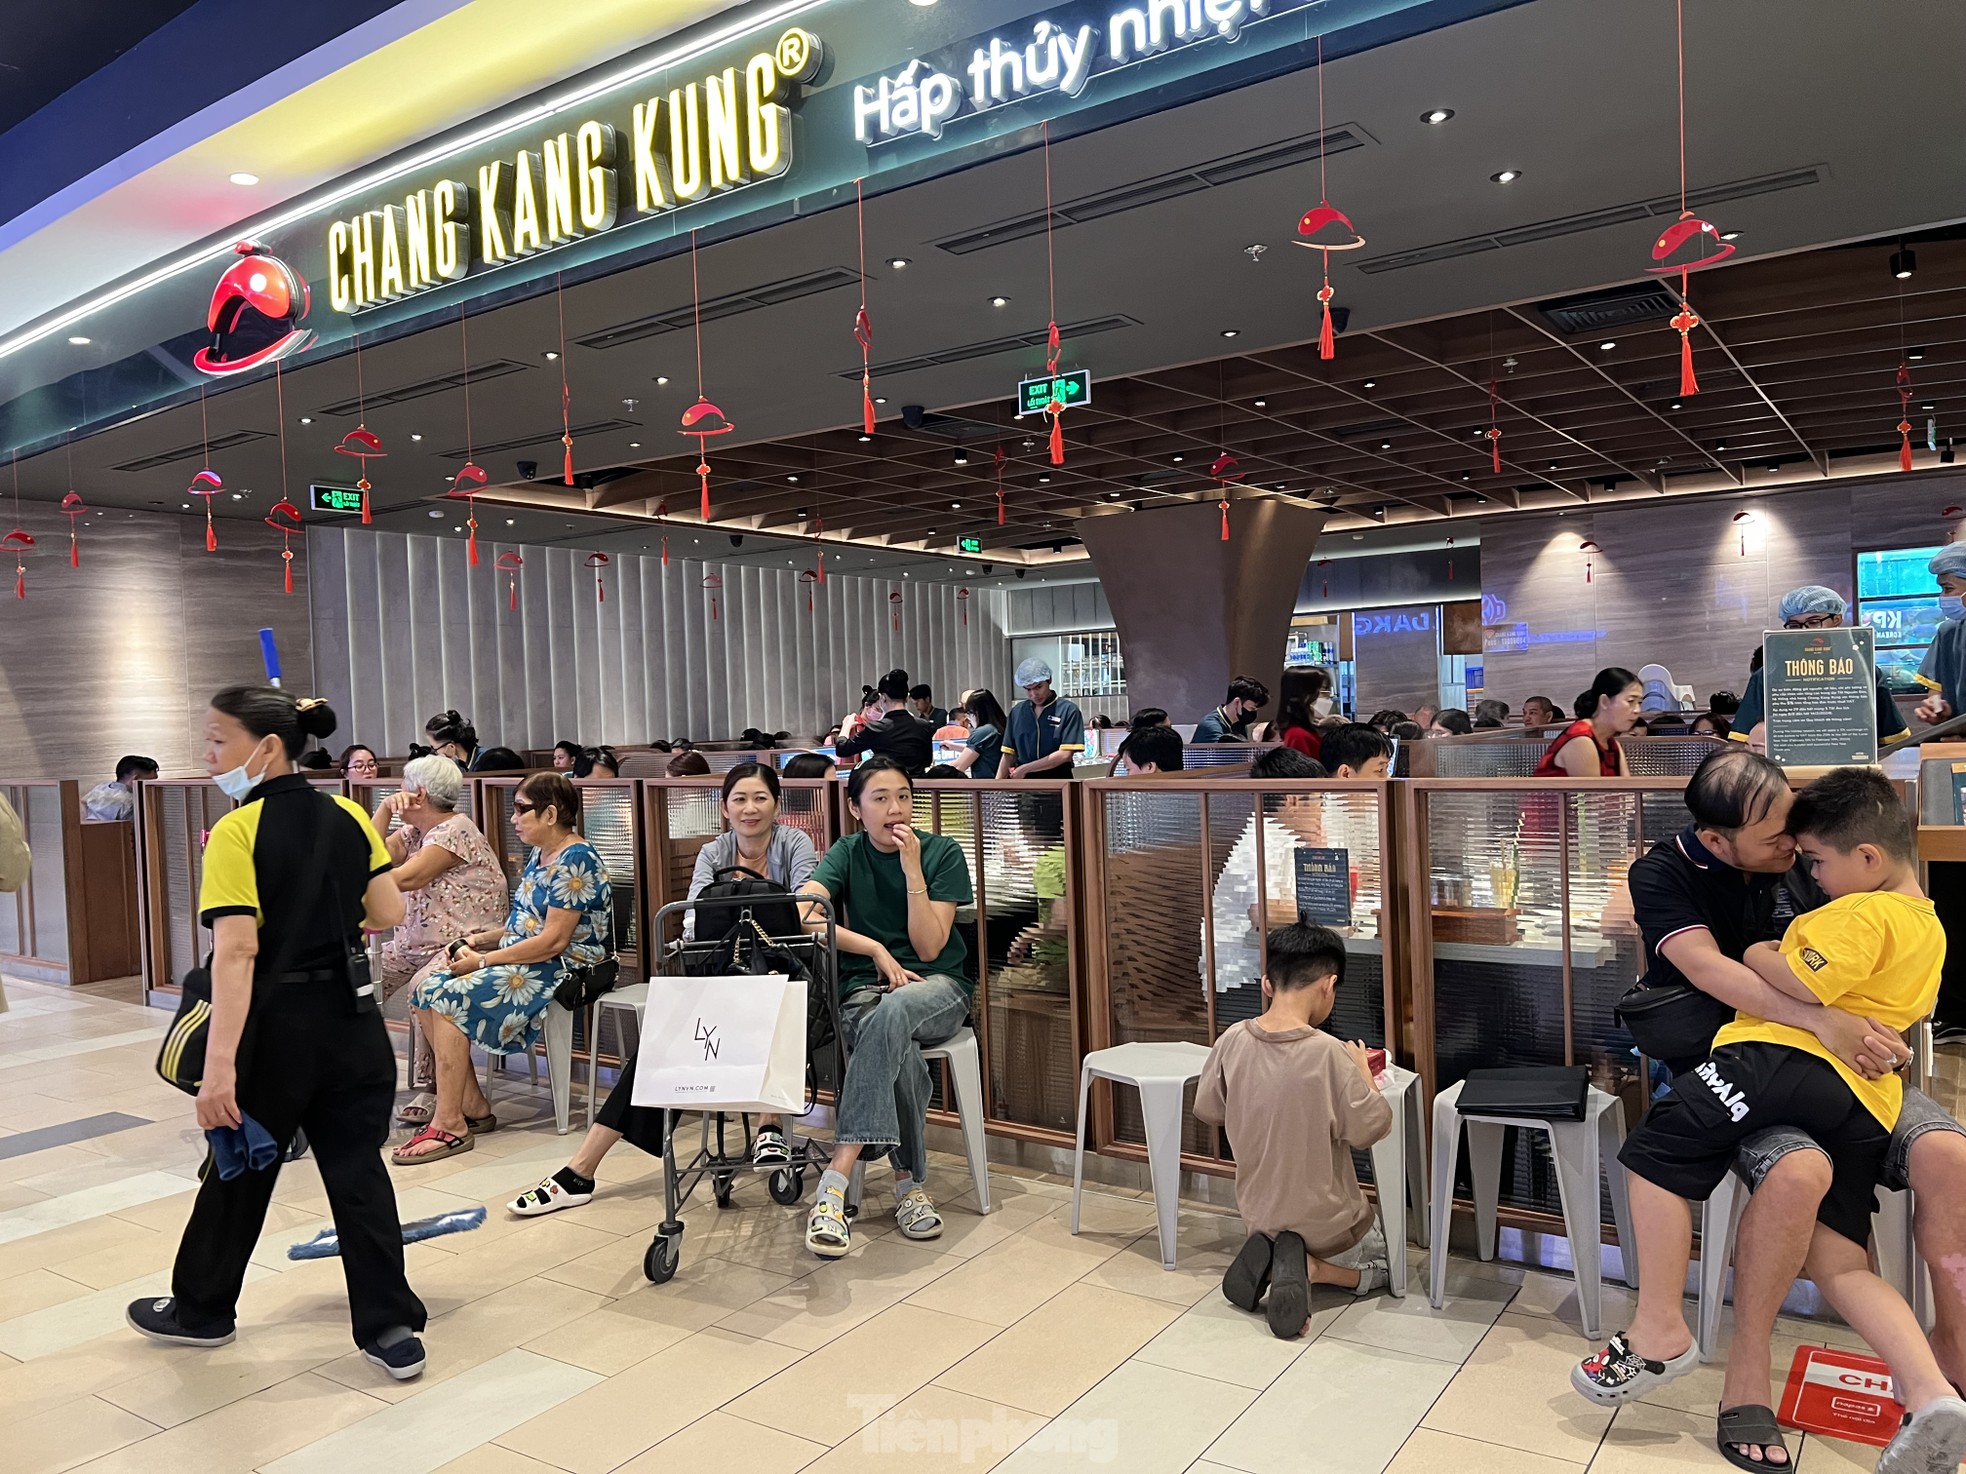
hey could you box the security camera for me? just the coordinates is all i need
[982,563,994,575]
[1014,568,1027,580]
[729,533,744,548]
[516,460,538,480]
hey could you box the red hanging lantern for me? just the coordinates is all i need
[1293,36,1367,361]
[813,511,827,584]
[1579,538,1601,584]
[854,178,876,434]
[994,445,1007,526]
[1486,379,1503,474]
[264,498,303,594]
[189,468,222,550]
[586,551,610,603]
[1211,451,1244,542]
[3,529,31,600]
[956,585,971,626]
[555,273,576,485]
[654,499,670,568]
[702,571,722,622]
[333,428,385,526]
[496,551,523,611]
[1647,1,1733,398]
[889,589,903,633]
[1732,510,1756,557]
[681,229,734,518]
[61,492,86,568]
[799,568,819,612]
[1897,362,1915,474]
[1038,121,1069,466]
[447,461,487,565]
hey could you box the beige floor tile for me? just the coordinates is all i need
[315,1275,608,1402]
[1071,1219,1248,1309]
[66,1372,386,1474]
[1387,1428,1586,1473]
[1589,1399,1728,1471]
[97,1309,356,1427]
[802,1385,1047,1474]
[1132,1288,1335,1388]
[0,1266,95,1318]
[1508,1267,1641,1335]
[724,1302,1000,1445]
[1637,1320,1815,1418]
[496,1327,802,1473]
[995,1359,1257,1474]
[531,1250,798,1372]
[0,1264,271,1362]
[1204,1338,1458,1474]
[429,1446,568,1474]
[1420,1312,1616,1462]
[405,1214,620,1309]
[718,1234,961,1351]
[935,1281,1180,1416]
[104,1190,199,1234]
[903,1232,1119,1329]
[47,1225,181,1290]
[0,1212,156,1281]
[1324,1255,1517,1365]
[615,1409,826,1474]
[1793,1431,1883,1471]
[15,1392,157,1474]
[0,1331,197,1424]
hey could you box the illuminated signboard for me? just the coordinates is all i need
[325,27,824,312]
[854,0,1313,145]
[957,535,984,554]
[1016,369,1091,418]
[309,484,367,515]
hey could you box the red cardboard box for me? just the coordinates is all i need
[1777,1346,1903,1449]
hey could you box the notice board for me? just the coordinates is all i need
[1763,626,1879,768]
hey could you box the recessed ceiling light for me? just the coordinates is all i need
[1669,400,1683,411]
[298,416,312,424]
[428,509,443,518]
[950,502,961,509]
[1598,341,1616,351]
[1379,441,1392,451]
[410,433,422,441]
[1719,230,1742,242]
[228,172,259,186]
[875,396,888,404]
[505,518,516,526]
[858,433,872,442]
[1491,169,1522,184]
[1472,428,1485,438]
[1910,347,1927,361]
[1921,403,1936,412]
[67,335,91,345]
[1220,329,1240,338]
[452,525,462,533]
[1253,399,1268,408]
[1891,247,1917,280]
[888,257,911,270]
[990,295,1009,307]
[231,492,243,500]
[628,441,641,448]
[655,375,670,385]
[786,474,800,482]
[954,452,969,465]
[1362,379,1376,389]
[1037,474,1050,483]
[1422,107,1455,125]
[1715,440,1728,451]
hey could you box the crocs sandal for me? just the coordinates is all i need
[752,1124,791,1169]
[1570,1332,1699,1406]
[1716,1404,1791,1470]
[509,1168,594,1217]
[465,1112,498,1136]
[894,1187,944,1241]
[1223,1233,1273,1312]
[1877,1395,1966,1474]
[391,1126,472,1165]
[396,1092,436,1127]
[806,1196,851,1258]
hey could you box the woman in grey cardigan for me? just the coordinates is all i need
[507,762,817,1216]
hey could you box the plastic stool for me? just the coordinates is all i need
[481,999,584,1135]
[1372,1065,1432,1299]
[1071,1041,1211,1269]
[589,983,649,1129]
[849,1026,992,1214]
[1428,1080,1636,1339]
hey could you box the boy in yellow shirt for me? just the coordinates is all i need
[1571,769,1966,1473]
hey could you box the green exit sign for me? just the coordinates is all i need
[309,484,364,515]
[1016,369,1092,418]
[957,535,984,555]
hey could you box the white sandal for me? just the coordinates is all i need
[894,1187,944,1241]
[396,1092,436,1127]
[509,1170,594,1217]
[806,1196,851,1258]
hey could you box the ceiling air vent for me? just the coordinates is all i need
[840,316,1138,380]
[436,418,640,461]
[1537,283,1680,336]
[318,359,531,417]
[577,268,858,349]
[113,429,270,473]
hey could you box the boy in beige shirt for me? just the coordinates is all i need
[1195,921,1394,1339]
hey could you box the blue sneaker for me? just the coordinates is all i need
[362,1334,426,1380]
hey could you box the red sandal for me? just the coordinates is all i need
[391,1126,473,1166]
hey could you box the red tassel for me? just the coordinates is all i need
[359,478,372,525]
[1901,423,1915,473]
[1048,413,1064,466]
[283,553,294,595]
[600,582,606,604]
[1680,332,1699,397]
[661,536,669,568]
[467,521,479,567]
[509,579,517,612]
[1448,558,1455,580]
[997,486,1005,526]
[862,380,876,435]
[13,570,22,599]
[1489,431,1502,475]
[1317,283,1335,360]
[205,521,217,552]
[70,540,79,569]
[1220,500,1230,541]
[699,467,711,521]
[563,440,574,486]
[817,547,825,583]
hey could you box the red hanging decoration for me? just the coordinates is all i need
[333,332,383,522]
[555,273,576,485]
[1446,534,1456,581]
[994,446,1007,526]
[448,310,484,564]
[703,571,722,622]
[193,385,221,550]
[681,230,734,520]
[61,492,85,567]
[5,448,29,600]
[264,498,302,594]
[586,552,610,603]
[1898,361,1915,473]
[1647,0,1732,399]
[1294,35,1367,361]
[654,499,670,568]
[956,585,971,626]
[496,551,523,611]
[1318,556,1331,600]
[1579,538,1601,584]
[1039,122,1070,467]
[1732,510,1756,557]
[1211,451,1244,543]
[812,511,827,583]
[854,178,876,434]
[889,589,903,633]
[1486,379,1503,473]
[799,568,819,612]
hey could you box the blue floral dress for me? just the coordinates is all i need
[411,840,611,1054]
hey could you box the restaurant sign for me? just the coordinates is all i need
[854,0,1313,145]
[324,27,824,313]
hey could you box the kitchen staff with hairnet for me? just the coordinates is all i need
[1005,657,1086,779]
[1915,544,1966,725]
[1729,583,1912,745]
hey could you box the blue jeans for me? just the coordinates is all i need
[835,975,970,1185]
[1737,1085,1965,1195]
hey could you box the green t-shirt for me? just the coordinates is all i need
[1031,847,1068,966]
[810,830,974,996]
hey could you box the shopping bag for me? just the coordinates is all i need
[629,972,807,1114]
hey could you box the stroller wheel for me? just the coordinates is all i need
[713,1173,735,1208]
[644,1228,682,1284]
[768,1168,804,1205]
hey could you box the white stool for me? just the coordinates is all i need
[849,1026,993,1214]
[589,983,650,1129]
[481,999,583,1135]
[1070,1041,1211,1269]
[1372,1065,1432,1299]
[1429,1080,1636,1339]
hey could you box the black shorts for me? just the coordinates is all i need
[1618,1042,1890,1245]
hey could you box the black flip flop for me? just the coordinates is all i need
[1223,1233,1273,1312]
[1716,1404,1791,1471]
[1266,1231,1310,1340]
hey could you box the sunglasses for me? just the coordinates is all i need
[1783,613,1839,630]
[513,800,539,815]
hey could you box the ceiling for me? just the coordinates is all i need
[0,1,199,137]
[10,0,1966,587]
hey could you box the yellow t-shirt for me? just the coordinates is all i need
[1713,889,1944,1128]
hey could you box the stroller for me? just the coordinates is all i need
[635,889,842,1284]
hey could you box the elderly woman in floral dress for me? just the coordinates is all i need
[394,772,610,1163]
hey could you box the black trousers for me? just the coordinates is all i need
[171,982,426,1345]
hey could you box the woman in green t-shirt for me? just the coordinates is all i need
[799,757,974,1258]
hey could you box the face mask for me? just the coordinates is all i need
[1941,595,1966,623]
[213,742,271,800]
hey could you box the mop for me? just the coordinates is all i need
[288,1206,487,1260]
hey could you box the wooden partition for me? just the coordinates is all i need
[0,780,142,984]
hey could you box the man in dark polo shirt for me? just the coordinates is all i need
[1624,748,1966,1465]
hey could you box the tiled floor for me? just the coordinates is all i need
[0,974,1941,1474]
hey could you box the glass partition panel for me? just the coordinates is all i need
[0,783,69,968]
[136,780,234,997]
[978,785,1078,1134]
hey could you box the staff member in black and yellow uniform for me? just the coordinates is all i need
[1728,585,1912,749]
[128,686,429,1379]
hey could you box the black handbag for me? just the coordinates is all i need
[1613,981,1733,1069]
[1457,1065,1591,1121]
[553,955,622,1010]
[693,864,803,939]
[689,913,836,1057]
